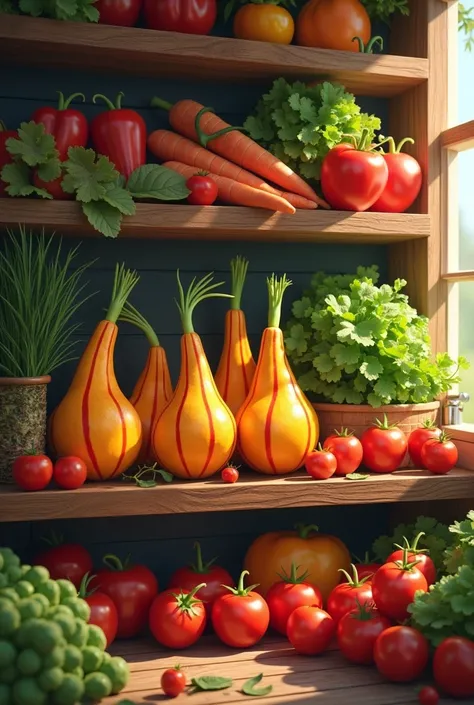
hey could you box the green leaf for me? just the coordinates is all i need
[313,354,333,374]
[81,201,122,238]
[191,676,233,692]
[36,158,62,183]
[6,121,59,167]
[19,0,44,15]
[136,479,157,488]
[127,164,190,201]
[360,356,384,381]
[157,469,173,483]
[63,147,119,203]
[1,162,52,199]
[242,674,273,697]
[284,324,308,355]
[345,473,369,481]
[102,182,136,216]
[329,343,360,366]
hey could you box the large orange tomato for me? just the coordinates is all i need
[296,0,371,52]
[244,524,351,602]
[234,4,295,45]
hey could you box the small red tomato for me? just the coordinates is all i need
[221,466,239,483]
[186,172,218,206]
[418,686,440,705]
[420,433,458,474]
[372,553,428,622]
[374,626,429,682]
[266,563,323,635]
[407,420,442,468]
[305,445,337,480]
[79,573,118,647]
[150,586,206,649]
[352,553,382,582]
[13,453,53,491]
[337,602,391,665]
[361,415,407,473]
[433,636,474,698]
[386,532,436,586]
[323,428,363,476]
[34,541,93,588]
[161,666,187,698]
[326,564,373,625]
[369,140,423,214]
[212,571,269,648]
[53,456,87,490]
[95,0,142,26]
[286,606,335,656]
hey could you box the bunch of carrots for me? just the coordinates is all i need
[148,97,329,213]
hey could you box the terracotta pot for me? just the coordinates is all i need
[0,376,51,484]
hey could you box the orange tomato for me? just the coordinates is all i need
[234,4,295,45]
[296,0,371,52]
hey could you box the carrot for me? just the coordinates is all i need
[147,129,319,210]
[163,161,295,214]
[151,97,325,206]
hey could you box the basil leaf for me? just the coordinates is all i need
[242,674,273,697]
[345,473,370,481]
[191,676,233,691]
[127,164,190,201]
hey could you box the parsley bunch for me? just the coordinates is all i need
[360,0,408,23]
[0,0,98,21]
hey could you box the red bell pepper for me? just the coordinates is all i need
[96,0,142,26]
[0,121,17,197]
[143,0,217,35]
[91,92,146,179]
[31,91,88,161]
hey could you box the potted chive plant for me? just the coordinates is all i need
[0,226,93,483]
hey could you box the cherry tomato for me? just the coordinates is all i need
[150,587,206,649]
[372,554,428,622]
[420,433,458,474]
[418,686,440,705]
[407,421,442,467]
[211,571,269,648]
[79,573,118,647]
[433,637,474,698]
[234,4,294,44]
[53,456,87,490]
[221,466,239,483]
[266,563,323,635]
[360,416,407,473]
[337,602,391,665]
[323,429,363,476]
[386,532,436,586]
[370,139,423,214]
[304,445,337,480]
[34,540,93,589]
[186,173,218,206]
[287,605,335,656]
[95,0,142,26]
[374,626,429,682]
[161,667,187,698]
[13,453,53,491]
[326,564,373,625]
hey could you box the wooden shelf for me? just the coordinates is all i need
[1,468,472,523]
[0,200,430,243]
[0,16,428,97]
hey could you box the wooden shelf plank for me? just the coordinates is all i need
[0,468,472,523]
[0,200,430,244]
[0,16,428,97]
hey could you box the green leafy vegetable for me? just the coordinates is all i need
[360,0,408,23]
[242,674,273,697]
[3,0,99,21]
[122,464,174,488]
[127,164,190,201]
[191,676,233,692]
[444,510,474,574]
[244,79,380,182]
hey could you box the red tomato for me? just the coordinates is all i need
[418,686,440,705]
[304,446,337,480]
[323,429,363,476]
[144,0,217,34]
[34,540,93,588]
[386,532,436,586]
[211,571,269,648]
[372,555,428,622]
[369,139,422,213]
[167,542,234,618]
[433,637,474,698]
[374,626,429,682]
[161,667,187,698]
[186,173,218,206]
[13,453,53,491]
[150,586,206,649]
[360,416,407,473]
[221,466,239,483]
[53,456,87,490]
[79,573,118,647]
[321,142,388,212]
[93,554,158,638]
[337,602,391,665]
[266,563,323,635]
[287,605,335,656]
[407,420,442,468]
[326,565,373,624]
[95,0,142,26]
[352,553,382,582]
[420,433,458,475]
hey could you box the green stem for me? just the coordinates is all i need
[230,256,249,311]
[58,92,86,110]
[92,92,124,111]
[339,564,372,587]
[78,572,98,598]
[358,127,371,152]
[295,523,319,539]
[105,263,140,324]
[40,530,63,547]
[278,562,310,584]
[0,120,6,132]
[119,302,160,347]
[175,271,233,334]
[194,107,247,149]
[102,553,130,571]
[352,35,384,53]
[223,570,259,597]
[191,542,217,574]
[267,274,292,328]
[150,97,173,111]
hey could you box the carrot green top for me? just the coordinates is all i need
[119,301,160,347]
[105,263,140,324]
[267,273,292,328]
[176,271,233,335]
[230,255,249,311]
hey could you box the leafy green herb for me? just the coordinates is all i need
[360,0,408,23]
[5,0,100,22]
[242,674,273,697]
[345,473,369,481]
[122,464,174,488]
[444,510,474,574]
[244,79,380,182]
[191,676,233,692]
[284,266,468,406]
[127,164,190,201]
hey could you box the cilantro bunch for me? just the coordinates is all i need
[0,0,99,22]
[284,266,468,406]
[360,0,408,23]
[244,79,381,182]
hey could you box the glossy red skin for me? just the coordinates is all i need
[33,172,73,200]
[361,426,408,473]
[91,108,146,179]
[370,153,422,213]
[53,456,87,490]
[86,591,119,647]
[374,626,429,682]
[150,590,206,649]
[221,467,239,483]
[13,454,53,492]
[326,582,373,625]
[0,128,16,196]
[94,565,158,638]
[323,434,363,476]
[337,607,391,665]
[96,0,142,26]
[161,668,187,697]
[31,106,88,161]
[321,143,388,212]
[386,549,436,586]
[353,563,382,582]
[186,175,218,206]
[266,581,323,635]
[305,448,337,480]
[433,637,474,698]
[287,606,335,656]
[420,438,458,474]
[34,543,93,588]
[372,561,428,622]
[408,426,442,468]
[418,686,440,705]
[211,591,269,647]
[143,0,217,34]
[167,565,234,618]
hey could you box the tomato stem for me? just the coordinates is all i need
[190,542,217,574]
[352,35,384,53]
[194,106,247,149]
[171,583,207,615]
[223,570,259,597]
[295,523,319,539]
[92,91,124,111]
[352,598,377,621]
[339,563,372,587]
[393,547,423,572]
[278,562,310,584]
[102,553,131,572]
[40,529,64,547]
[77,571,98,598]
